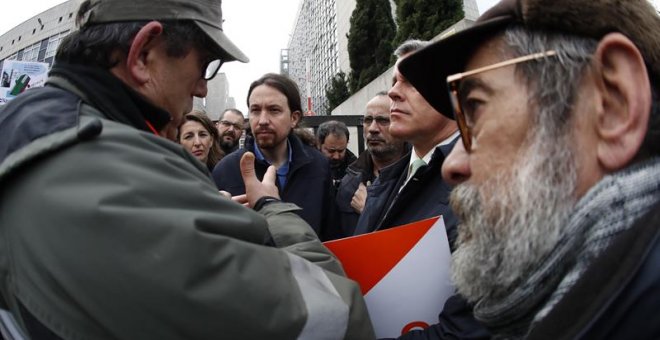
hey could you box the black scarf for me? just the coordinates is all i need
[48,63,171,133]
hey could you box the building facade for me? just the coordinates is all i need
[0,0,231,116]
[0,1,80,70]
[287,0,345,116]
[287,0,476,116]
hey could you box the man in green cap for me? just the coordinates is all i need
[0,0,374,339]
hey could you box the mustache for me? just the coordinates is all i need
[254,128,275,135]
[366,136,386,143]
[221,130,236,138]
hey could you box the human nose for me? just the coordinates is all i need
[258,112,270,125]
[442,138,471,185]
[367,119,381,133]
[194,78,208,98]
[388,83,402,102]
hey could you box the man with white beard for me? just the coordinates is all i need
[399,0,660,338]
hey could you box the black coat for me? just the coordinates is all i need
[212,133,334,239]
[334,150,378,236]
[354,140,458,250]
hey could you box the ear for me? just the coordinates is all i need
[290,110,302,128]
[592,33,651,171]
[125,21,164,85]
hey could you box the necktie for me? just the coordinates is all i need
[409,158,426,179]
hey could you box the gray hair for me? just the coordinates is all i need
[394,39,430,58]
[503,26,659,159]
[502,27,596,141]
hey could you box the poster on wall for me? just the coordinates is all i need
[1,60,49,105]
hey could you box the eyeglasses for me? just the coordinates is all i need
[360,116,391,127]
[203,59,223,81]
[447,50,558,152]
[217,120,243,130]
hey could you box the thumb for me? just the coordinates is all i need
[263,164,277,188]
[240,152,257,186]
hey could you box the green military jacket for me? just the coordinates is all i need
[0,76,374,339]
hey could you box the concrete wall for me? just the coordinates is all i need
[330,18,474,117]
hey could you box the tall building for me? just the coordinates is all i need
[0,0,81,70]
[0,0,231,116]
[288,0,344,115]
[287,0,477,115]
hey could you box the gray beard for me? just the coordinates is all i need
[450,131,577,303]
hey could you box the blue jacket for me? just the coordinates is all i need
[354,139,458,250]
[213,133,335,239]
[527,198,660,340]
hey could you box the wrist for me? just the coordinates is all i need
[253,196,281,211]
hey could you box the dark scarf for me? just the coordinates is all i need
[48,63,171,133]
[474,157,660,339]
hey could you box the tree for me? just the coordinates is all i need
[347,0,396,93]
[392,0,464,50]
[325,71,350,113]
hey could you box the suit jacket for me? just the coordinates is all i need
[354,138,458,250]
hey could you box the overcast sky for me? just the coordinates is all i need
[2,0,659,113]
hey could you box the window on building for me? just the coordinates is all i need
[45,30,71,60]
[22,42,41,62]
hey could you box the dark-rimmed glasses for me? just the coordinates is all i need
[217,120,243,131]
[359,116,391,127]
[447,50,558,152]
[204,59,223,81]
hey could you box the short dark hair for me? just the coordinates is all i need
[246,73,302,114]
[220,108,243,120]
[316,120,350,145]
[56,1,217,69]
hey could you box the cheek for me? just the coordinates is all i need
[180,140,193,151]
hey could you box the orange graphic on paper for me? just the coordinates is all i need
[324,216,439,295]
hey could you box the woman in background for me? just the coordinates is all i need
[178,109,224,171]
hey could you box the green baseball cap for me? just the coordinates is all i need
[79,0,249,63]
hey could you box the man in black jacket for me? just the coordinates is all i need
[316,120,357,189]
[335,92,407,236]
[213,73,335,239]
[355,40,489,340]
[399,0,660,338]
[354,40,460,247]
